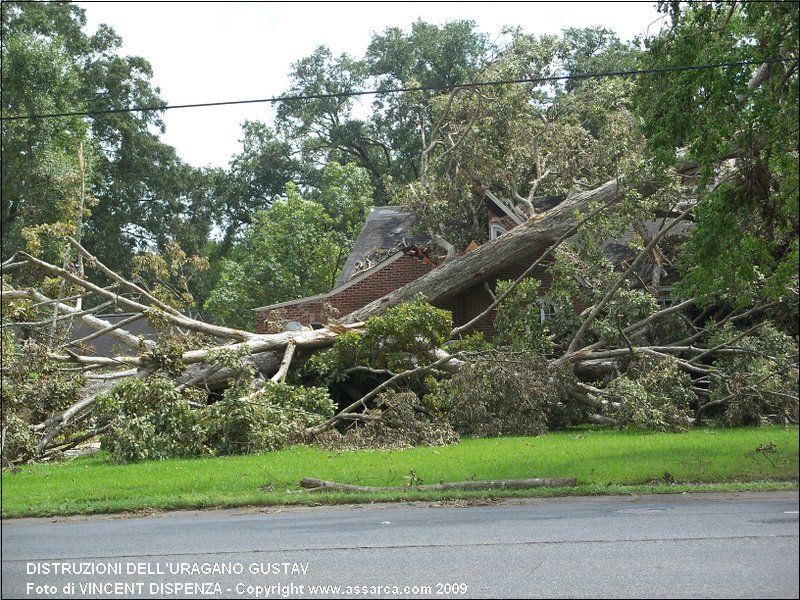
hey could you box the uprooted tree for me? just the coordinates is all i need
[2,2,798,464]
[2,156,797,464]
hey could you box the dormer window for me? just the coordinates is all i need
[490,223,507,240]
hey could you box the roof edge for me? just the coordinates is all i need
[485,189,524,225]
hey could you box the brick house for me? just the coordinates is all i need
[253,193,686,334]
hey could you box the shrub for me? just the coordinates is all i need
[204,382,334,455]
[707,324,799,425]
[316,390,458,450]
[2,414,37,466]
[2,338,85,423]
[427,352,579,436]
[303,295,452,385]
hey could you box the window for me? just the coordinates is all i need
[657,286,676,309]
[490,223,507,240]
[538,299,557,324]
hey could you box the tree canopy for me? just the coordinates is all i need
[2,3,797,328]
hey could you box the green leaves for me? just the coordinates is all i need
[707,323,799,426]
[304,295,452,384]
[94,376,334,462]
[95,377,206,462]
[605,354,695,432]
[426,351,579,436]
[636,2,799,306]
[203,162,373,328]
[493,278,553,355]
[204,382,333,456]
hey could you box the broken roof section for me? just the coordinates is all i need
[335,206,430,286]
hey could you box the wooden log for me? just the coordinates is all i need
[270,340,297,383]
[17,252,255,342]
[175,351,282,391]
[4,288,148,350]
[342,178,633,323]
[572,359,619,380]
[298,476,577,493]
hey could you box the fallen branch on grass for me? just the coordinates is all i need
[298,476,577,493]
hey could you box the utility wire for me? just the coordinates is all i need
[1,56,796,122]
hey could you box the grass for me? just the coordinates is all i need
[2,426,797,518]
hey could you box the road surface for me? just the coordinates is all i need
[2,491,798,598]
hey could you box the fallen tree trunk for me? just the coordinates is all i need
[4,288,150,351]
[343,178,635,323]
[298,476,577,493]
[175,351,282,391]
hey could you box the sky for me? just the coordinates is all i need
[77,1,664,169]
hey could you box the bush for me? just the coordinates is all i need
[2,338,85,423]
[427,352,579,436]
[316,390,459,451]
[2,414,37,466]
[708,324,799,425]
[604,354,695,431]
[96,376,335,461]
[303,295,452,385]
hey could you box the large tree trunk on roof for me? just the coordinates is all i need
[342,178,633,323]
[1,174,676,459]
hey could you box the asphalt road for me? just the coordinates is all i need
[2,491,798,599]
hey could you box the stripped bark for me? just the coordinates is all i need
[270,340,297,383]
[4,288,148,350]
[17,252,254,341]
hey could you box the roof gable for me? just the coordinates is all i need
[335,206,428,287]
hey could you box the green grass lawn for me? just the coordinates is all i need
[2,426,797,518]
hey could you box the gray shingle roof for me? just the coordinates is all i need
[335,206,429,287]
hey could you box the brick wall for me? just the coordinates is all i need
[255,253,580,336]
[436,257,554,335]
[255,254,434,333]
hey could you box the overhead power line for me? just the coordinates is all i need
[1,56,796,122]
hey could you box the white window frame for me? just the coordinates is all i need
[538,298,557,324]
[490,223,508,240]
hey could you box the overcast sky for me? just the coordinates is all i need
[77,1,664,169]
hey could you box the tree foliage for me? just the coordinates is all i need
[605,354,695,432]
[2,2,217,279]
[426,351,580,437]
[635,1,799,306]
[303,294,451,387]
[203,162,373,328]
[2,8,798,466]
[707,324,799,426]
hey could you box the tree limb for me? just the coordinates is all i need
[270,340,297,383]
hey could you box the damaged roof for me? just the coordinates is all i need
[335,198,692,290]
[336,206,429,287]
